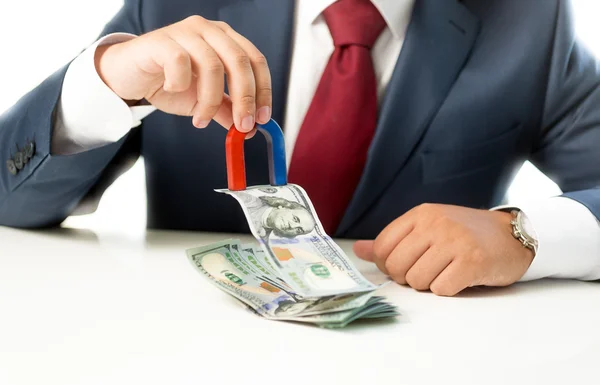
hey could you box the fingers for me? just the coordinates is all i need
[383,231,430,282]
[154,16,272,132]
[404,247,453,291]
[429,260,476,297]
[150,37,193,93]
[171,33,225,128]
[212,21,272,124]
[191,19,257,132]
[372,216,414,266]
[353,240,376,262]
[212,93,234,128]
[212,94,256,139]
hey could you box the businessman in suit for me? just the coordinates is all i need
[1,0,599,296]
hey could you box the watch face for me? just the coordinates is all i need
[519,212,538,243]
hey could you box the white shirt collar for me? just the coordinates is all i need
[299,0,415,40]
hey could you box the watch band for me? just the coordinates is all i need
[510,210,538,254]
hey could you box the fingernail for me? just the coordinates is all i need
[241,115,255,132]
[193,117,210,128]
[257,106,271,124]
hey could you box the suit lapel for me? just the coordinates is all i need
[218,0,295,123]
[337,0,480,235]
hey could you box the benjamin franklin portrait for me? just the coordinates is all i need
[236,192,317,239]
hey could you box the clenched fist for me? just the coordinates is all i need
[354,204,535,296]
[95,16,272,132]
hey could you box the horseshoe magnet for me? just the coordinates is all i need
[225,119,287,191]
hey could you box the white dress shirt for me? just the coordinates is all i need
[52,0,600,281]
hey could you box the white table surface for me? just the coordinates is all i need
[0,225,598,385]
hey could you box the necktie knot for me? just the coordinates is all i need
[323,0,387,49]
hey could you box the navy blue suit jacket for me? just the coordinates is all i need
[1,0,599,239]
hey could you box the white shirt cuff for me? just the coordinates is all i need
[494,197,600,281]
[52,33,157,155]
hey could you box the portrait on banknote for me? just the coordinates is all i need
[234,191,316,240]
[219,185,379,297]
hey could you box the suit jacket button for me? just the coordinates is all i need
[14,152,24,170]
[24,142,35,159]
[6,159,17,175]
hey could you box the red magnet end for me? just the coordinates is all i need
[225,125,248,191]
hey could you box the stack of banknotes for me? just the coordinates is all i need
[186,184,399,328]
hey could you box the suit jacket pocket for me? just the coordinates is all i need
[421,123,522,184]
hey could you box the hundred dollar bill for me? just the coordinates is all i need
[239,243,280,278]
[237,242,295,294]
[278,297,391,327]
[236,243,387,315]
[316,302,398,329]
[246,298,397,328]
[217,184,379,297]
[187,241,376,320]
[241,294,399,328]
[254,248,281,277]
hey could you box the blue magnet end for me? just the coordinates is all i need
[257,119,287,186]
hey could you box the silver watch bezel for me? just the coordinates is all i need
[510,210,538,253]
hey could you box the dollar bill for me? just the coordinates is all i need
[239,243,280,278]
[216,184,379,297]
[186,240,398,327]
[276,297,390,327]
[236,243,392,316]
[186,241,383,322]
[186,182,399,327]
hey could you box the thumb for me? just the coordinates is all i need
[210,93,234,129]
[209,93,256,139]
[353,240,376,262]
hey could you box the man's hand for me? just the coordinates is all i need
[94,16,272,132]
[353,204,534,296]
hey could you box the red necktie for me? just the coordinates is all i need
[288,0,386,234]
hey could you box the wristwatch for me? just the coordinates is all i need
[510,210,538,254]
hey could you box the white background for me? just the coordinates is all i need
[0,0,598,235]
